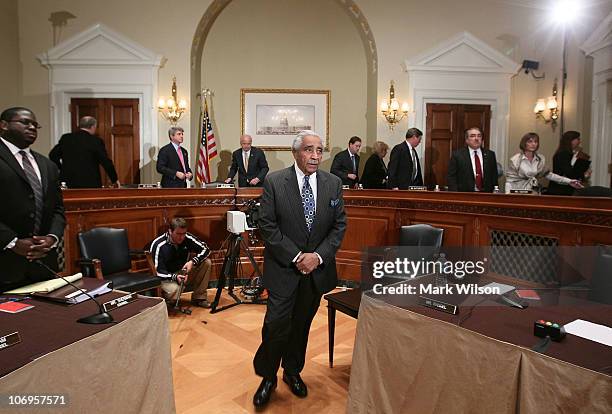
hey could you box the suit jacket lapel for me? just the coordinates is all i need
[284,166,309,235]
[0,140,29,185]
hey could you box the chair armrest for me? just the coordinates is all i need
[129,249,147,258]
[78,258,104,280]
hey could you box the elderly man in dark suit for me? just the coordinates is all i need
[387,127,424,190]
[156,126,193,188]
[0,107,65,292]
[447,127,499,192]
[330,135,361,188]
[252,130,347,407]
[49,116,119,188]
[225,134,269,187]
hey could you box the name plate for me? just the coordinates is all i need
[103,293,138,312]
[138,183,159,188]
[216,183,235,188]
[341,185,350,189]
[0,332,21,351]
[510,189,532,194]
[408,186,428,191]
[419,296,458,315]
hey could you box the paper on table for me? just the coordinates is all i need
[564,319,612,347]
[4,273,83,294]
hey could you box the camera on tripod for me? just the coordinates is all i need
[226,198,261,234]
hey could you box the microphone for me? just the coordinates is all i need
[36,260,114,324]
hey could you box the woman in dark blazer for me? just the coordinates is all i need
[547,131,591,196]
[360,141,389,189]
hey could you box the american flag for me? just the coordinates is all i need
[196,100,218,185]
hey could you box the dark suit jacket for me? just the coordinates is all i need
[0,140,65,291]
[387,141,423,189]
[331,149,360,187]
[227,147,269,187]
[360,153,388,189]
[447,147,498,192]
[49,130,118,188]
[157,143,192,188]
[547,150,590,196]
[258,166,347,296]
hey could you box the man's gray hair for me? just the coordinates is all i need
[292,130,322,151]
[168,126,184,138]
[79,116,97,129]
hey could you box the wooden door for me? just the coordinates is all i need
[425,103,491,187]
[70,98,140,185]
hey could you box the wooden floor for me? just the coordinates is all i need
[168,288,357,414]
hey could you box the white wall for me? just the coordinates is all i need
[10,0,611,179]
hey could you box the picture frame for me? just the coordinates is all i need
[241,88,330,150]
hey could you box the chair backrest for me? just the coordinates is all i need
[399,224,444,261]
[588,249,612,304]
[78,227,131,275]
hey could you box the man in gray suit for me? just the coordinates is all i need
[252,130,347,407]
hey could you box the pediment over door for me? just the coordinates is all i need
[38,23,163,67]
[405,31,519,74]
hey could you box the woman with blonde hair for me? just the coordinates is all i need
[505,132,582,193]
[360,141,389,189]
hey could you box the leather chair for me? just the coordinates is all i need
[399,224,444,261]
[588,249,612,305]
[77,227,161,295]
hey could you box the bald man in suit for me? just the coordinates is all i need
[252,130,346,407]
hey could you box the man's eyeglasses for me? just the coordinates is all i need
[8,119,42,129]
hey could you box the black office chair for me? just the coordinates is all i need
[399,224,444,261]
[77,227,161,295]
[588,249,612,305]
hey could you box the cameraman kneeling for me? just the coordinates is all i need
[150,217,212,308]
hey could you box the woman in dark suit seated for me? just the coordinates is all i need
[547,131,591,195]
[505,132,582,193]
[360,141,389,189]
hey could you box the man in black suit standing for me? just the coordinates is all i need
[49,116,119,188]
[331,136,361,188]
[252,130,346,407]
[225,134,269,187]
[447,127,499,192]
[156,126,193,188]
[0,107,65,292]
[388,127,424,189]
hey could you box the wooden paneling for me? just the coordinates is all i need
[61,189,612,285]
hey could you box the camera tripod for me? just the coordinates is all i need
[210,231,266,313]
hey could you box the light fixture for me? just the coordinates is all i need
[534,79,559,130]
[158,76,187,125]
[380,80,409,130]
[552,0,581,25]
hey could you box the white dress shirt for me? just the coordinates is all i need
[293,164,322,266]
[469,147,484,191]
[1,137,42,181]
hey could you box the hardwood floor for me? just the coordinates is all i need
[168,289,357,413]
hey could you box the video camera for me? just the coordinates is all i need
[227,198,261,234]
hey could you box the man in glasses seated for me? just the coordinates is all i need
[0,107,65,292]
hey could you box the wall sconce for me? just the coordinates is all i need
[380,80,409,130]
[158,76,187,125]
[534,79,559,130]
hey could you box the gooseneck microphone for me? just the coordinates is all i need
[36,260,114,324]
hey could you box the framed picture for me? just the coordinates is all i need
[241,88,330,150]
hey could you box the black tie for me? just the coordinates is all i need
[19,150,43,234]
[351,155,356,173]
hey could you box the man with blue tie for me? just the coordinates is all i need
[331,136,361,188]
[156,126,193,188]
[387,127,424,190]
[0,107,65,292]
[252,130,347,407]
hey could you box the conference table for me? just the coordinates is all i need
[0,291,175,413]
[346,278,612,413]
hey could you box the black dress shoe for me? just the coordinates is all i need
[282,372,308,397]
[253,377,277,407]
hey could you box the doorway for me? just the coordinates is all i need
[70,98,140,185]
[425,103,491,187]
